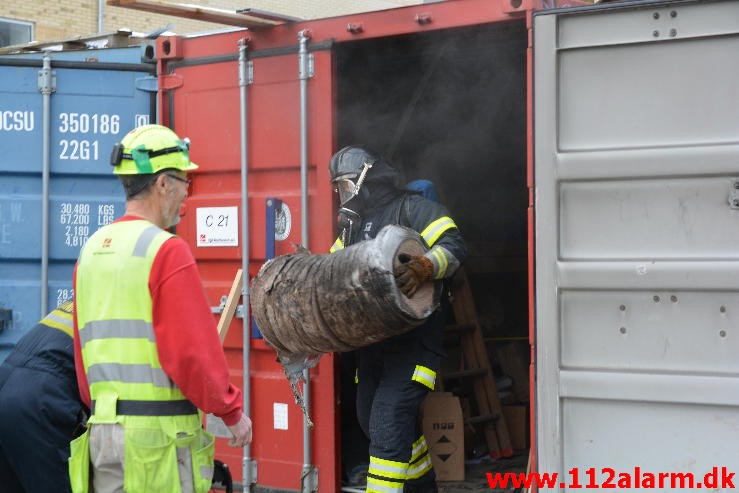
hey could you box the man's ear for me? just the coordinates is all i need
[154,173,169,193]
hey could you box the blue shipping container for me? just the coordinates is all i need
[0,46,156,361]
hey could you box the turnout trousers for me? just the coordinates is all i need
[357,333,438,493]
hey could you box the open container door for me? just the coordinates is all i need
[535,0,739,488]
[157,29,338,491]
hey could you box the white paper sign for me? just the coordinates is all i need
[196,206,238,247]
[274,402,288,430]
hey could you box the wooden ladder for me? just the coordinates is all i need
[442,268,513,459]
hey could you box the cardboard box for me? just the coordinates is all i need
[502,404,530,450]
[421,392,465,481]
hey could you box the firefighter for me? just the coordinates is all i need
[329,146,466,493]
[70,124,252,493]
[0,301,86,493]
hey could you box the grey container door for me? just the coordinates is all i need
[534,0,739,489]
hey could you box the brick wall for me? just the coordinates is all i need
[0,0,420,45]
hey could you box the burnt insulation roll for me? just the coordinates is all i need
[250,224,439,359]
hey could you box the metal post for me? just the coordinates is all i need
[98,0,105,33]
[298,29,318,493]
[38,54,56,318]
[238,37,257,492]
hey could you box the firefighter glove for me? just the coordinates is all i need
[394,254,434,298]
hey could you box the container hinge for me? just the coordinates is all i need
[159,74,184,91]
[37,67,56,95]
[729,180,739,209]
[243,457,258,487]
[301,464,318,493]
[135,75,158,93]
[211,296,244,318]
[299,53,314,80]
[298,30,314,80]
[239,60,254,86]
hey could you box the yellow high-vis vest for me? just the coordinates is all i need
[71,219,214,493]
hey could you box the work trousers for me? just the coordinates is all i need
[89,423,196,493]
[357,336,438,493]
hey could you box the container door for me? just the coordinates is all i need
[534,0,739,488]
[0,49,155,361]
[162,32,337,491]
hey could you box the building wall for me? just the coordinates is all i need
[0,0,421,45]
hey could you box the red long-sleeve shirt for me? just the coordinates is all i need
[73,216,243,426]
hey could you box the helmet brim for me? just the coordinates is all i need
[331,172,358,183]
[113,159,199,175]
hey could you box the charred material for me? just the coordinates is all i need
[250,224,438,361]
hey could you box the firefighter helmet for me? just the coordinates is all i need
[329,146,379,182]
[110,124,198,175]
[329,146,381,206]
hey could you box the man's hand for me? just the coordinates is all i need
[227,414,253,447]
[394,254,434,298]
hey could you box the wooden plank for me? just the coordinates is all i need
[217,268,243,343]
[106,0,284,28]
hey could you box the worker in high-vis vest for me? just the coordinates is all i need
[329,146,466,493]
[0,301,86,493]
[70,124,252,493]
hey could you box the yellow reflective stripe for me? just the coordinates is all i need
[366,477,404,493]
[430,247,448,279]
[420,216,456,246]
[412,365,436,390]
[329,237,344,253]
[407,453,433,479]
[354,368,359,384]
[411,436,428,461]
[369,456,408,480]
[41,308,74,337]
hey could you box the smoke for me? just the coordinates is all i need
[335,21,528,243]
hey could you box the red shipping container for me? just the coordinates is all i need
[156,0,576,489]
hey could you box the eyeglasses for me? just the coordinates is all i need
[165,173,192,193]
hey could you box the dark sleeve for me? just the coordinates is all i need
[405,195,466,277]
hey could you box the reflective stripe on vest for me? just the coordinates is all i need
[87,363,174,388]
[79,319,155,347]
[76,220,191,419]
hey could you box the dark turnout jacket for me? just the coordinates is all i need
[0,302,86,493]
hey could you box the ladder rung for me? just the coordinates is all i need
[442,368,487,380]
[468,412,500,425]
